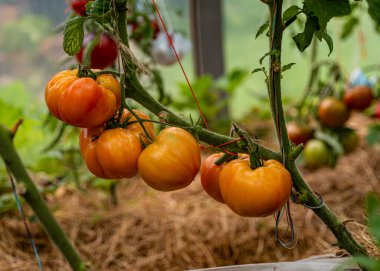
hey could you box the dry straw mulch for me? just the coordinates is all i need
[0,115,379,271]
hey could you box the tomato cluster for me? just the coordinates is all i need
[201,153,292,217]
[45,69,201,191]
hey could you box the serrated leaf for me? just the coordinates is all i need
[88,0,112,16]
[252,68,263,74]
[292,16,318,52]
[281,63,296,73]
[304,0,351,34]
[256,21,269,39]
[283,5,300,22]
[322,32,333,56]
[367,0,380,27]
[315,130,344,156]
[63,16,85,56]
[341,16,359,39]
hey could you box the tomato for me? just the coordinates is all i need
[374,102,380,119]
[303,139,331,167]
[318,97,350,128]
[138,127,201,191]
[200,153,225,203]
[120,109,155,141]
[80,127,142,179]
[338,129,359,154]
[71,0,90,16]
[45,70,120,128]
[286,122,314,145]
[344,85,373,111]
[76,34,118,70]
[219,159,292,217]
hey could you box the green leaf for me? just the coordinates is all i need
[367,0,380,27]
[256,21,269,39]
[341,16,359,39]
[315,130,344,156]
[366,124,380,146]
[252,68,263,74]
[283,5,300,22]
[281,63,296,73]
[292,16,318,52]
[63,16,85,56]
[88,0,112,16]
[322,32,333,56]
[366,194,380,245]
[304,0,351,33]
[259,49,280,65]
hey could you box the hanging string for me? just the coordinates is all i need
[151,0,210,129]
[275,201,297,249]
[6,167,44,271]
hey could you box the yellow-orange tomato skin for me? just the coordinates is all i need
[138,127,201,191]
[219,159,292,217]
[45,70,120,128]
[120,109,155,140]
[200,153,225,203]
[80,128,141,179]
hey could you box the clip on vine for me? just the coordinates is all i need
[275,201,297,249]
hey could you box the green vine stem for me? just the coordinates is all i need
[116,0,367,261]
[0,123,87,271]
[266,0,367,259]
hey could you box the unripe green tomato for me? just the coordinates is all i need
[339,130,359,154]
[303,139,330,167]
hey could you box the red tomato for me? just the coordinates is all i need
[375,102,380,119]
[286,122,314,145]
[318,97,350,128]
[200,153,225,203]
[219,159,292,217]
[80,127,142,179]
[45,69,120,128]
[138,127,201,191]
[76,34,118,70]
[71,0,89,16]
[344,85,374,111]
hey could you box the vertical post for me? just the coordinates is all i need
[189,0,224,77]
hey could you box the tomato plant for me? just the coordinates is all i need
[218,159,292,217]
[121,109,155,141]
[80,127,142,179]
[200,153,225,203]
[317,97,350,128]
[286,122,314,145]
[75,34,118,70]
[70,0,90,16]
[138,127,201,191]
[45,70,120,128]
[303,139,331,167]
[344,85,374,111]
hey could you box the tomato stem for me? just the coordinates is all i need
[214,153,238,166]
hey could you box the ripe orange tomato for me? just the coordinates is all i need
[80,127,142,179]
[138,127,201,191]
[45,70,120,128]
[286,122,314,145]
[344,85,373,111]
[219,159,292,217]
[120,109,155,141]
[200,153,225,203]
[317,97,350,128]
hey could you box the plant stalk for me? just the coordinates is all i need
[266,0,367,258]
[0,125,87,271]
